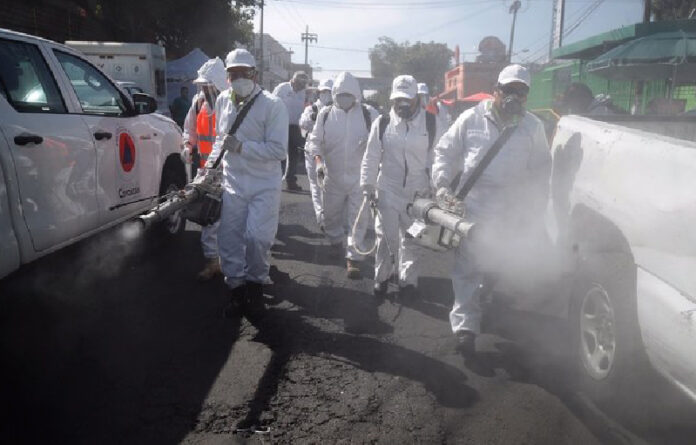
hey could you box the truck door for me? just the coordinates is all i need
[0,37,99,252]
[50,49,159,224]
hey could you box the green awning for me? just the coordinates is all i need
[552,19,696,60]
[587,31,696,83]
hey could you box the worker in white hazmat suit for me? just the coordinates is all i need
[307,72,379,278]
[431,64,550,355]
[361,75,446,299]
[206,49,289,315]
[299,78,333,229]
[418,82,451,127]
[181,57,228,281]
[273,71,309,191]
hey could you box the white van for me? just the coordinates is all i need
[65,41,168,115]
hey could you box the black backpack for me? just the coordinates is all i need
[379,110,436,151]
[321,103,373,133]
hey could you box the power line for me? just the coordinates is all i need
[273,0,490,10]
[521,0,606,63]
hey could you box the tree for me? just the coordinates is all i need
[651,0,696,20]
[369,37,452,91]
[93,0,256,59]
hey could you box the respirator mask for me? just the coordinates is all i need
[497,83,528,117]
[335,93,356,111]
[394,98,417,119]
[231,78,254,98]
[319,91,332,106]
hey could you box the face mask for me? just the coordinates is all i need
[231,78,254,98]
[394,99,416,119]
[319,91,332,106]
[501,94,524,116]
[335,95,355,111]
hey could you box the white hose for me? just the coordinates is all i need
[350,194,378,256]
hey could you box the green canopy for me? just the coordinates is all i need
[586,31,696,84]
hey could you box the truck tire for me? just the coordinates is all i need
[569,253,647,404]
[154,164,187,238]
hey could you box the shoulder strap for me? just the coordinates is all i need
[425,111,436,151]
[361,104,372,133]
[210,90,262,169]
[321,105,331,127]
[378,114,390,142]
[455,124,518,200]
[312,104,318,114]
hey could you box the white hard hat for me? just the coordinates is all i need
[318,78,333,92]
[225,49,256,69]
[390,75,417,100]
[193,57,227,91]
[417,83,429,95]
[497,64,530,87]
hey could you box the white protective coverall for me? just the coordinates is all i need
[306,72,378,259]
[210,85,289,288]
[361,106,446,286]
[299,79,333,226]
[182,58,228,261]
[431,99,550,335]
[182,95,219,258]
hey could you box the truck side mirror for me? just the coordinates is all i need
[132,93,157,114]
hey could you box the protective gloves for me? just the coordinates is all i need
[181,143,192,164]
[222,133,242,154]
[436,187,465,215]
[361,184,376,202]
[315,159,326,188]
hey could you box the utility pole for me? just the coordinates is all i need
[507,0,522,63]
[643,0,651,23]
[549,0,565,62]
[258,0,264,86]
[301,25,318,68]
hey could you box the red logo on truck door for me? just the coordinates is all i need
[119,132,136,172]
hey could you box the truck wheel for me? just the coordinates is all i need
[569,254,646,404]
[155,166,186,238]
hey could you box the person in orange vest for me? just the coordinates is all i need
[181,57,228,281]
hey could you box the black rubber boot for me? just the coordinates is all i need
[455,330,477,356]
[245,281,266,318]
[398,284,419,301]
[223,285,247,318]
[373,281,388,297]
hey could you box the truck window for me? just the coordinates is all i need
[53,50,128,117]
[0,39,66,114]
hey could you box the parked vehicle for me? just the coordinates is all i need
[0,28,187,279]
[65,41,169,116]
[117,80,145,98]
[548,114,696,403]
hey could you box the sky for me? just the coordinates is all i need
[254,0,645,81]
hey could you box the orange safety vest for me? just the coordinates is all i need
[196,104,216,168]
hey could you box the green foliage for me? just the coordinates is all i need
[651,0,696,20]
[92,0,256,59]
[369,37,452,91]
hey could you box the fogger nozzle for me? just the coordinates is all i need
[409,198,476,239]
[136,187,200,230]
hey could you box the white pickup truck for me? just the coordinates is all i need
[548,114,696,403]
[0,29,187,279]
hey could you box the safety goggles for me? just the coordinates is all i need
[227,69,256,81]
[497,84,529,97]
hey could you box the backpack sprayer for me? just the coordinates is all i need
[405,124,517,251]
[137,168,223,229]
[137,90,263,231]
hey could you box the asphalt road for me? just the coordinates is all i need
[1,170,695,444]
